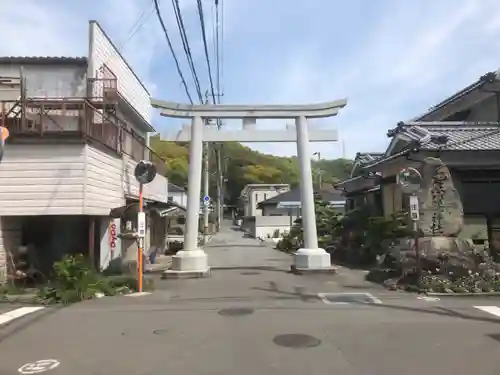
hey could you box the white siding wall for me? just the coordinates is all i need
[118,108,147,139]
[0,144,167,216]
[169,191,187,207]
[84,145,125,215]
[262,206,299,216]
[122,155,168,203]
[0,217,21,283]
[248,189,284,216]
[88,21,151,123]
[0,144,86,215]
[0,63,87,98]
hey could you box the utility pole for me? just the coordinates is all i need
[203,142,210,244]
[215,143,223,230]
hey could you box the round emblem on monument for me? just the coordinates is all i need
[397,167,422,194]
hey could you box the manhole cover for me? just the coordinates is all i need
[153,329,168,335]
[319,292,381,304]
[240,271,261,275]
[273,334,321,348]
[218,307,254,317]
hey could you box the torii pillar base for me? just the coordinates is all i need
[162,249,211,279]
[291,248,337,275]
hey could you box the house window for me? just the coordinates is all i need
[168,196,174,202]
[264,193,268,200]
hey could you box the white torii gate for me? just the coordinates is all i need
[151,98,347,277]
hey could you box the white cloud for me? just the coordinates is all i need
[3,0,500,161]
[245,0,500,159]
[0,0,218,95]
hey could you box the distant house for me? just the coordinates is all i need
[239,184,290,217]
[168,183,187,207]
[258,186,346,216]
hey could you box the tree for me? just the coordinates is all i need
[150,136,353,205]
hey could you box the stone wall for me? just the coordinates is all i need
[416,157,464,237]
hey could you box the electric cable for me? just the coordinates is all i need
[153,0,194,104]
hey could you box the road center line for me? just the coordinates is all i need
[0,307,45,326]
[474,306,500,318]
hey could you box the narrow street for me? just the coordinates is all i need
[1,222,500,374]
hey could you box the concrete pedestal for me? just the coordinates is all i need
[162,249,210,279]
[292,248,337,274]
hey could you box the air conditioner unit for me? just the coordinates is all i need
[103,87,119,103]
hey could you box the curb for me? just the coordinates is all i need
[426,291,500,297]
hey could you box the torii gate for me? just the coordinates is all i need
[151,98,347,277]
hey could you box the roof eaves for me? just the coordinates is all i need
[0,56,88,65]
[414,71,499,121]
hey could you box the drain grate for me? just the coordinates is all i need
[218,307,255,317]
[273,334,321,348]
[240,271,261,275]
[318,292,382,305]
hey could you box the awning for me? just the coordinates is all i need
[277,200,345,209]
[109,201,185,219]
[154,205,186,217]
[277,201,301,209]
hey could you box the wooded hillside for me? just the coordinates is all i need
[150,135,353,204]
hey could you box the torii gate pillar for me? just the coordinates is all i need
[152,99,347,277]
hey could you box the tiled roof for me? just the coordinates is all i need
[259,187,345,206]
[0,56,87,65]
[168,183,185,193]
[401,124,500,151]
[414,71,500,121]
[354,152,384,164]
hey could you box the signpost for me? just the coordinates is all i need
[133,160,157,293]
[397,167,423,286]
[203,195,210,206]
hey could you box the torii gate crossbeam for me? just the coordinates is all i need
[151,99,347,277]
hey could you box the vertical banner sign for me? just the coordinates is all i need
[108,221,118,253]
[99,218,121,271]
[409,195,420,221]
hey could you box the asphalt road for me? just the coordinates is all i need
[1,225,500,375]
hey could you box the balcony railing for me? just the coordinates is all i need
[1,99,167,176]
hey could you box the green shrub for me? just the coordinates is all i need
[36,254,154,304]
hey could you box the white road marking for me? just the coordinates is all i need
[474,306,500,318]
[18,359,60,374]
[317,292,383,305]
[317,293,349,305]
[0,307,45,326]
[417,296,440,301]
[125,292,152,297]
[367,293,383,304]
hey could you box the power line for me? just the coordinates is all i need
[120,5,155,51]
[172,0,204,103]
[196,0,217,104]
[215,0,224,105]
[153,0,194,104]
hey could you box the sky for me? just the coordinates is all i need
[2,0,500,160]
